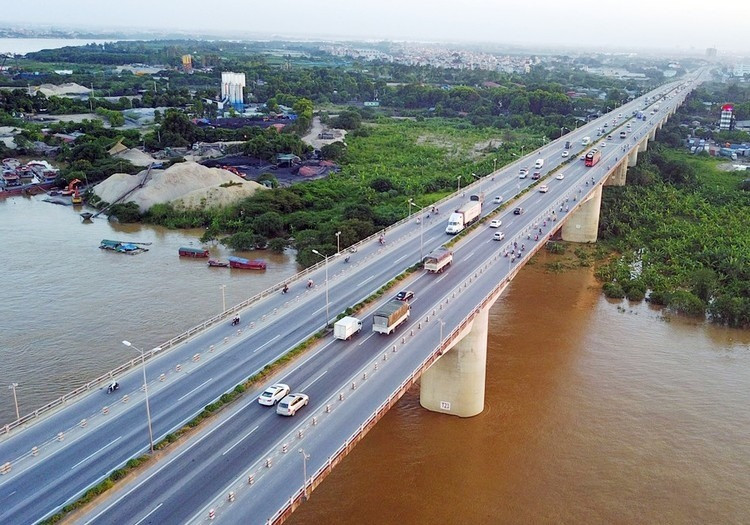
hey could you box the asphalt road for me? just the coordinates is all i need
[0,74,700,525]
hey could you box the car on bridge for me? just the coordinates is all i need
[580,154,586,161]
[489,219,503,228]
[555,173,565,180]
[493,195,503,204]
[538,185,549,193]
[396,290,414,301]
[493,231,505,241]
[276,393,309,416]
[561,151,569,158]
[531,172,541,180]
[519,171,528,179]
[258,383,291,406]
[513,207,524,215]
[600,142,607,147]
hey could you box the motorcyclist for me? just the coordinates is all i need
[307,279,314,288]
[282,284,289,294]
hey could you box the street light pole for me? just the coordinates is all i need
[493,157,497,173]
[8,383,19,420]
[311,250,330,327]
[408,198,413,219]
[122,341,160,454]
[220,284,226,313]
[439,319,445,346]
[299,448,310,500]
[457,175,461,194]
[335,231,341,255]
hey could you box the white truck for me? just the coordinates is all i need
[581,137,591,146]
[333,316,363,340]
[423,246,453,273]
[372,300,410,335]
[445,200,482,234]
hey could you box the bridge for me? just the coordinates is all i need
[0,72,702,524]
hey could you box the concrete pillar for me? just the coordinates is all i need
[649,128,657,141]
[638,138,648,153]
[561,185,602,243]
[420,306,488,417]
[627,149,638,167]
[605,161,627,186]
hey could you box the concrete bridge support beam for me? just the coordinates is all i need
[638,139,648,153]
[627,149,638,167]
[420,306,489,418]
[605,161,627,186]
[649,128,657,141]
[561,185,603,243]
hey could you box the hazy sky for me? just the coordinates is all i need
[2,0,750,54]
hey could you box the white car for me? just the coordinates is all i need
[258,383,291,406]
[555,173,565,180]
[493,195,503,204]
[493,231,505,241]
[538,185,549,193]
[489,219,502,228]
[600,142,607,147]
[519,172,528,179]
[580,154,586,160]
[561,151,569,158]
[276,393,309,416]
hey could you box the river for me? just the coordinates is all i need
[0,38,114,55]
[2,195,749,522]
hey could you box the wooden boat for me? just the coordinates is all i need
[99,239,150,255]
[207,259,229,268]
[179,246,210,258]
[227,256,267,270]
[80,212,94,221]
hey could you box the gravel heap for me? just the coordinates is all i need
[93,161,265,213]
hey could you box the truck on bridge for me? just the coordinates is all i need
[585,149,601,167]
[423,246,453,273]
[372,300,410,335]
[334,316,363,340]
[445,199,482,234]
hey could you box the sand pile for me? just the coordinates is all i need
[93,161,265,213]
[36,83,91,97]
[114,148,157,167]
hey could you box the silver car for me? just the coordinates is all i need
[258,383,290,406]
[276,393,310,416]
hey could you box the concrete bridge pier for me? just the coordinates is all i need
[627,149,638,167]
[605,160,627,186]
[648,128,657,141]
[638,138,648,153]
[420,305,489,417]
[561,185,603,243]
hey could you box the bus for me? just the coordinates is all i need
[585,149,601,167]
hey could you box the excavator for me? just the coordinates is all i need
[61,178,83,205]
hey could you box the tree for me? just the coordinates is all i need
[320,141,346,161]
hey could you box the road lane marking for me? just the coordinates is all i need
[356,275,375,288]
[133,503,163,525]
[393,253,411,264]
[70,436,122,470]
[358,332,376,346]
[252,334,281,354]
[436,273,449,283]
[222,425,259,456]
[304,370,328,391]
[177,378,213,402]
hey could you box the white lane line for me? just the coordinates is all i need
[466,250,476,259]
[222,425,259,456]
[133,503,163,525]
[252,334,281,354]
[311,305,324,315]
[436,273,449,283]
[70,436,122,470]
[393,253,411,264]
[358,332,376,346]
[177,378,213,402]
[303,370,328,391]
[356,275,375,288]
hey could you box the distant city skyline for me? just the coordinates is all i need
[1,0,749,54]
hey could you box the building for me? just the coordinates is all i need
[720,104,734,131]
[181,54,193,73]
[733,64,750,77]
[221,72,246,111]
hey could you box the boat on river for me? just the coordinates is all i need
[207,259,229,268]
[179,246,210,258]
[227,256,266,270]
[99,239,149,255]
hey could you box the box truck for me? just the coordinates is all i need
[333,316,363,340]
[423,246,453,273]
[372,300,410,335]
[445,199,482,234]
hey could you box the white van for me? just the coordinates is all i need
[534,158,544,169]
[581,137,591,146]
